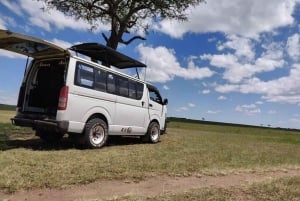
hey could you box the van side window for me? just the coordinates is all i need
[118,76,129,97]
[74,61,144,100]
[128,80,137,99]
[76,63,94,88]
[107,73,116,93]
[95,69,107,92]
[136,83,144,100]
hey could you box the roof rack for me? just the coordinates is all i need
[70,43,146,69]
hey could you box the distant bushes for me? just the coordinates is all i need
[0,104,16,111]
[167,117,300,132]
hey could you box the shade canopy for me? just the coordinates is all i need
[70,43,146,69]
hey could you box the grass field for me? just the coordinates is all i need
[0,110,14,123]
[0,110,300,199]
[99,176,300,201]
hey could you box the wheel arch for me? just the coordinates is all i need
[87,113,108,126]
[82,107,112,126]
[148,118,160,129]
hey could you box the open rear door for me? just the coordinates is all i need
[0,29,67,58]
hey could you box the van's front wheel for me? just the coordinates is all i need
[142,122,160,143]
[84,118,108,148]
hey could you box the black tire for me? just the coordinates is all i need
[36,130,63,143]
[84,118,108,148]
[142,122,160,143]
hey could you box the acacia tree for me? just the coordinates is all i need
[38,0,205,49]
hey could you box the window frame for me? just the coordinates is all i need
[94,68,107,92]
[117,75,129,97]
[74,61,145,100]
[75,62,95,89]
[147,85,163,104]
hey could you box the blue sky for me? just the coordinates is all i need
[1,0,300,129]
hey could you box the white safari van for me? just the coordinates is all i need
[0,30,168,148]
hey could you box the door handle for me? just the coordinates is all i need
[142,101,145,106]
[149,104,153,107]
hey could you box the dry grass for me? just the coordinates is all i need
[99,176,300,201]
[0,116,300,192]
[0,110,14,123]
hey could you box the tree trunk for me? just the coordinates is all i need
[106,35,119,50]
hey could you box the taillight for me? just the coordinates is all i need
[58,86,69,110]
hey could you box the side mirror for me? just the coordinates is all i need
[163,98,168,105]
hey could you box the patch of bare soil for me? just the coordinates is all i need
[1,169,300,201]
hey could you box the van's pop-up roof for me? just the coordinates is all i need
[70,43,147,69]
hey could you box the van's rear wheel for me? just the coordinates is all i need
[84,118,108,148]
[143,122,160,143]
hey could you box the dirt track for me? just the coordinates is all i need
[1,169,299,201]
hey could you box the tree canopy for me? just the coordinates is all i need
[39,0,205,49]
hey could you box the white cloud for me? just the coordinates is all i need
[0,18,6,29]
[216,64,300,104]
[163,85,170,90]
[156,0,298,38]
[176,103,196,112]
[4,16,18,28]
[51,39,73,49]
[202,38,285,84]
[208,37,217,43]
[201,82,208,87]
[176,107,189,112]
[268,110,277,114]
[188,103,196,108]
[287,33,300,61]
[0,15,18,30]
[218,96,227,100]
[137,44,214,83]
[217,35,255,61]
[235,104,261,115]
[215,84,239,93]
[202,89,210,94]
[0,0,23,16]
[1,0,109,33]
[288,118,300,124]
[207,110,221,114]
[0,90,18,105]
[0,50,27,59]
[21,0,94,32]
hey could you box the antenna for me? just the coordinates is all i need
[143,58,148,82]
[135,67,140,79]
[144,67,147,82]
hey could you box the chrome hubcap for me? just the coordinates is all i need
[90,124,105,145]
[150,126,159,141]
